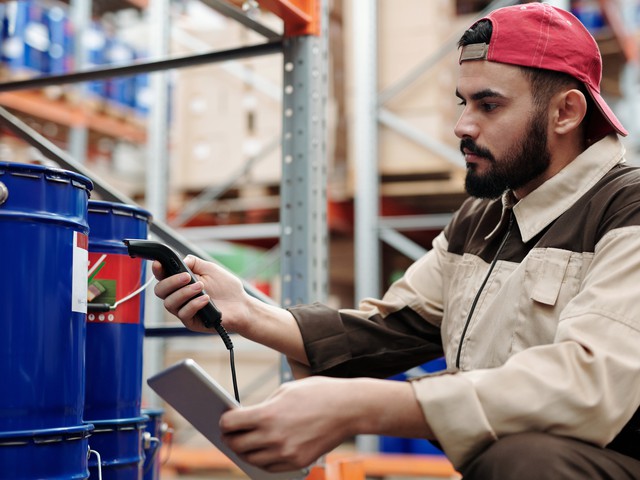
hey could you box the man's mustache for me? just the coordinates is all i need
[460,138,494,161]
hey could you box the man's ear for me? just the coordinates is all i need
[552,89,588,135]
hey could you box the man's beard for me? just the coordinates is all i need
[462,110,551,199]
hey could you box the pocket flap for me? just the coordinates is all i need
[530,248,572,306]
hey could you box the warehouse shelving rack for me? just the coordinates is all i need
[2,0,635,325]
[0,0,329,315]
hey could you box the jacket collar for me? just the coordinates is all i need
[505,134,626,243]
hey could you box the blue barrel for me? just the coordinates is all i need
[88,416,147,480]
[0,424,93,479]
[0,162,92,431]
[380,357,447,456]
[141,408,167,480]
[85,201,152,421]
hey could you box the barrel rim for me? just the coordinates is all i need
[0,423,94,441]
[140,408,165,416]
[88,200,152,222]
[0,161,94,192]
[85,415,150,429]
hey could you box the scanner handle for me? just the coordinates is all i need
[123,239,223,329]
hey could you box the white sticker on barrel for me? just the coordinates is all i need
[72,231,89,313]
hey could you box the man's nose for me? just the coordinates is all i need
[454,109,479,140]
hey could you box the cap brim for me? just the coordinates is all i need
[586,84,628,139]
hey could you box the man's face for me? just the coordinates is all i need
[455,61,551,199]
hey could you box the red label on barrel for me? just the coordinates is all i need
[87,252,144,324]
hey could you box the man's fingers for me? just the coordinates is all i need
[222,432,298,471]
[151,260,165,280]
[220,407,274,454]
[220,406,262,434]
[153,272,193,299]
[176,293,210,320]
[238,450,299,471]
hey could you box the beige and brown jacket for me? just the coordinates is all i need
[290,134,640,469]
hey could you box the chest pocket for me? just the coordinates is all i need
[530,248,572,306]
[506,247,586,355]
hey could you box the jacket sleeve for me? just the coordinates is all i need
[288,232,450,379]
[413,226,640,469]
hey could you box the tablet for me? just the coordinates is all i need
[147,358,310,480]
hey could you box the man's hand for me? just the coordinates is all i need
[152,255,309,363]
[219,376,430,472]
[220,377,357,472]
[153,255,250,334]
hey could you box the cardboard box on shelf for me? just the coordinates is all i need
[242,93,282,187]
[377,110,459,175]
[171,10,286,195]
[172,4,246,54]
[171,64,246,192]
[237,11,283,188]
[341,0,468,198]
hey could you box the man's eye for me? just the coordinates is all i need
[482,102,498,112]
[457,100,466,106]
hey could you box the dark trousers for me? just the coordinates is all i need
[460,432,640,480]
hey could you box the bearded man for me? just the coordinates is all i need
[153,4,640,478]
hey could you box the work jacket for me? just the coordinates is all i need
[289,134,640,469]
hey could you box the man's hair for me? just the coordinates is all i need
[459,20,591,116]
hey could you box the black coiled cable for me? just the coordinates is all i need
[214,323,240,403]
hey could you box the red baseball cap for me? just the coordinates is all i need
[460,2,627,140]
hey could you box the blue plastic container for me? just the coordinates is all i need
[0,162,92,431]
[379,436,443,455]
[106,39,137,109]
[85,201,152,421]
[88,416,148,480]
[45,5,72,75]
[134,69,150,118]
[1,1,29,72]
[0,424,93,480]
[141,408,166,480]
[84,22,108,101]
[380,357,447,456]
[571,2,605,34]
[22,1,49,73]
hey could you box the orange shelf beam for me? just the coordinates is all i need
[357,453,457,478]
[257,0,320,36]
[160,445,458,479]
[0,91,147,144]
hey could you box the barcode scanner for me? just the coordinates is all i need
[124,238,240,402]
[123,239,231,349]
